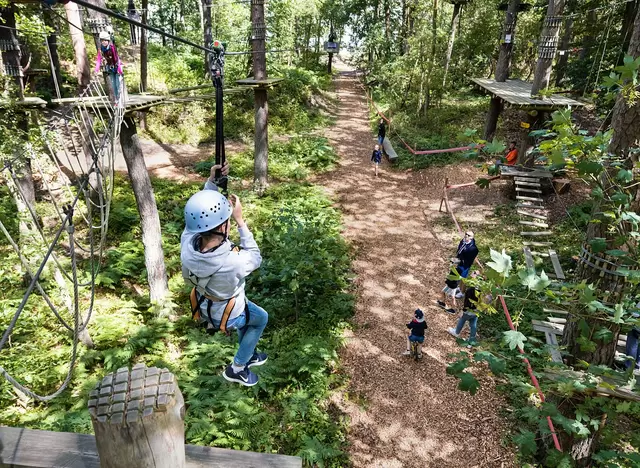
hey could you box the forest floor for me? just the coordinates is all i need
[315,60,518,467]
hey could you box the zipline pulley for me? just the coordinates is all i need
[209,40,227,193]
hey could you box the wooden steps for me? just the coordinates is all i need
[519,220,549,228]
[517,202,544,209]
[516,195,544,202]
[514,180,541,187]
[516,187,543,194]
[521,231,554,236]
[518,210,548,220]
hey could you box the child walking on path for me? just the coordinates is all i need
[437,259,461,314]
[448,271,489,344]
[402,309,428,359]
[371,144,382,176]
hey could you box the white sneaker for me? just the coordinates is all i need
[455,291,464,299]
[447,328,460,338]
[402,350,411,356]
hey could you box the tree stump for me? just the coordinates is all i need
[88,363,186,468]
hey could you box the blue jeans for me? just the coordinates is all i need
[107,72,121,101]
[455,312,477,341]
[216,301,268,366]
[625,328,640,370]
[409,335,424,343]
[378,135,384,145]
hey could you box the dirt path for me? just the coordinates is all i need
[317,63,516,467]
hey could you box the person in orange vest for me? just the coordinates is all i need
[505,141,518,166]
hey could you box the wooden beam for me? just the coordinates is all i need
[523,241,553,247]
[518,210,548,220]
[523,247,535,269]
[521,231,554,236]
[519,220,549,228]
[516,187,543,194]
[516,195,544,202]
[548,249,565,280]
[0,426,303,468]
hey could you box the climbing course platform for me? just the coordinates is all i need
[471,78,586,110]
[0,96,48,108]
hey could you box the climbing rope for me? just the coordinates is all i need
[0,76,121,401]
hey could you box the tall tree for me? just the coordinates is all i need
[43,8,63,97]
[530,0,565,97]
[251,0,269,193]
[65,2,91,90]
[202,0,213,71]
[554,0,576,87]
[119,117,169,304]
[442,0,470,87]
[139,0,148,130]
[483,0,520,140]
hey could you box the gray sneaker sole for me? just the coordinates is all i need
[247,356,268,368]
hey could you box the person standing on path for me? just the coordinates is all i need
[377,118,386,145]
[448,271,488,344]
[181,163,269,387]
[371,144,382,177]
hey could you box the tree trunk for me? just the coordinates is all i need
[251,0,269,193]
[483,0,520,140]
[423,0,438,113]
[400,0,407,55]
[530,0,566,97]
[554,17,574,87]
[483,97,502,141]
[442,2,462,87]
[119,117,169,304]
[139,0,148,130]
[617,0,640,66]
[43,9,63,97]
[65,2,90,89]
[562,6,640,368]
[495,0,520,82]
[384,0,391,55]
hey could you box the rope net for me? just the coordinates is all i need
[0,77,123,401]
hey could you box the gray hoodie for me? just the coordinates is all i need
[180,181,262,323]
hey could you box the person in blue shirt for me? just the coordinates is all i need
[371,144,382,177]
[625,309,640,371]
[402,309,428,359]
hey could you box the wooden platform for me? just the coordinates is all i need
[471,78,586,109]
[236,77,284,88]
[52,94,168,113]
[0,426,302,468]
[381,136,398,162]
[0,96,47,108]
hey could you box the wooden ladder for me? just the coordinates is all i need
[516,174,566,280]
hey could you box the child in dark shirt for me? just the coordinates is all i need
[402,309,428,359]
[371,144,382,177]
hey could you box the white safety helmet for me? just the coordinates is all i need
[99,31,111,41]
[184,190,232,233]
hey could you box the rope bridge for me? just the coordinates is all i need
[0,77,122,401]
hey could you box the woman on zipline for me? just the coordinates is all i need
[181,163,269,387]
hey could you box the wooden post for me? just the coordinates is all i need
[251,0,269,193]
[88,364,186,468]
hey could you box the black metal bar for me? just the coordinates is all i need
[57,0,216,54]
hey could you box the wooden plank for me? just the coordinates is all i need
[521,231,554,236]
[545,331,563,363]
[519,220,549,228]
[523,241,553,247]
[381,137,398,161]
[0,427,303,468]
[516,187,543,194]
[518,210,548,220]
[514,179,541,186]
[516,195,544,202]
[523,247,535,270]
[542,307,569,315]
[548,250,566,280]
[530,251,550,257]
[516,203,544,209]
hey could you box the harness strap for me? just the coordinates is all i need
[219,296,237,336]
[190,287,207,321]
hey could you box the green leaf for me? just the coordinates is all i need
[458,372,480,395]
[593,327,613,343]
[483,138,506,155]
[446,358,470,375]
[589,238,607,253]
[617,169,633,183]
[605,249,627,257]
[519,270,551,292]
[611,191,630,205]
[486,249,512,277]
[476,178,491,189]
[513,430,537,457]
[612,304,625,324]
[474,351,506,375]
[576,160,602,176]
[503,330,527,350]
[571,420,591,437]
